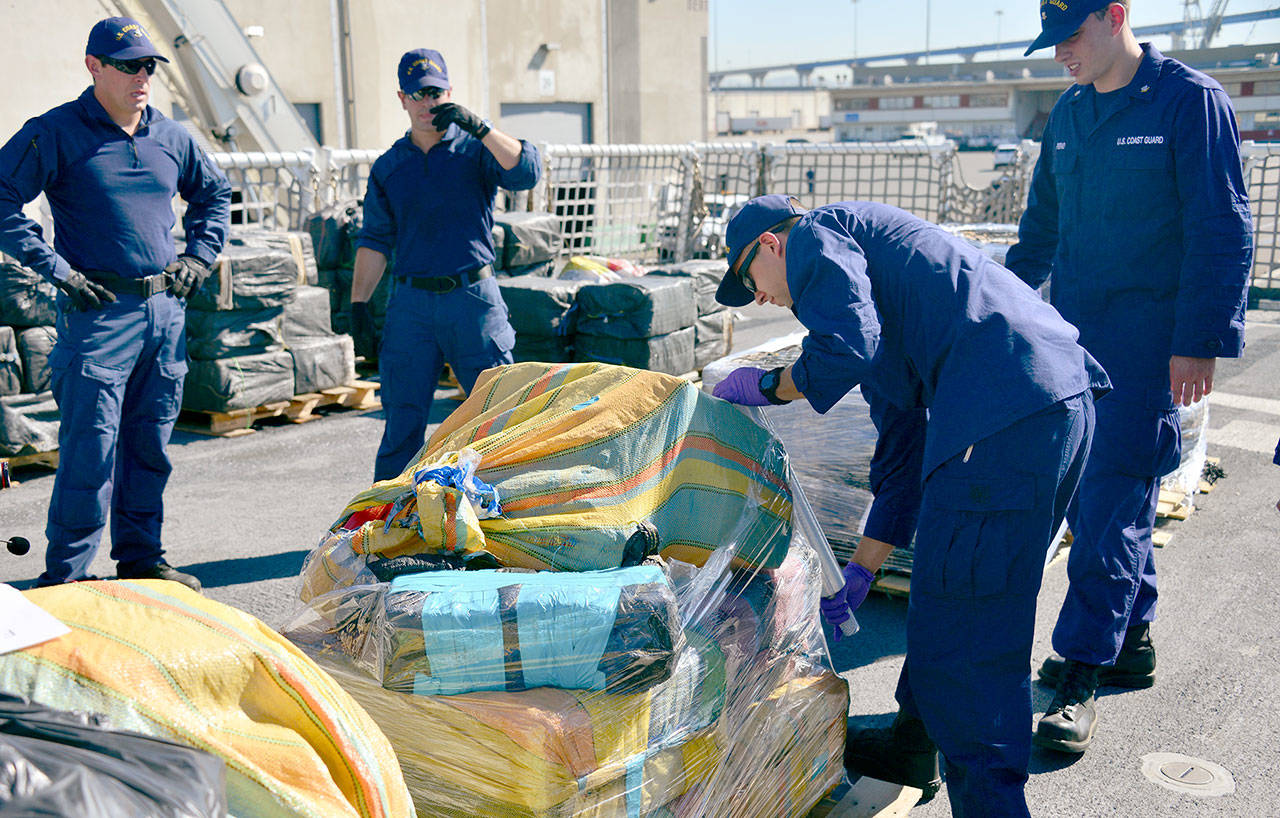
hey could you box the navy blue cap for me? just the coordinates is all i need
[399,48,450,94]
[86,17,168,62]
[716,194,807,307]
[1024,0,1113,56]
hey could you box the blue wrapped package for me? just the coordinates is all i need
[381,565,680,696]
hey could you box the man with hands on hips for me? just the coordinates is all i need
[351,48,540,481]
[712,195,1109,817]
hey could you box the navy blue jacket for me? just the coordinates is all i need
[358,126,540,276]
[786,202,1110,547]
[1005,45,1252,408]
[0,87,230,282]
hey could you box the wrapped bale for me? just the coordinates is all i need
[0,392,59,456]
[189,245,299,311]
[283,284,336,341]
[306,198,362,270]
[0,326,20,396]
[575,276,695,339]
[302,362,795,596]
[290,334,356,394]
[513,335,573,364]
[575,326,695,376]
[0,261,57,328]
[17,326,55,394]
[503,260,555,278]
[497,274,583,338]
[494,212,563,270]
[184,307,284,360]
[0,581,415,818]
[228,227,319,286]
[694,310,732,371]
[648,259,727,317]
[0,697,227,817]
[378,565,680,696]
[183,350,295,412]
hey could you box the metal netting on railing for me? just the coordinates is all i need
[1243,142,1280,293]
[209,151,317,231]
[762,142,957,223]
[941,140,1038,225]
[537,144,699,261]
[319,148,382,209]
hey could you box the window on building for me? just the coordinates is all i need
[879,96,914,110]
[1252,80,1280,95]
[834,97,874,111]
[968,93,1008,107]
[922,95,960,108]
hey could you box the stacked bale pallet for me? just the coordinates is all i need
[574,275,699,376]
[648,259,734,370]
[493,211,562,278]
[498,274,584,363]
[0,259,59,460]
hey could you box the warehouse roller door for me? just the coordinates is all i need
[500,102,592,145]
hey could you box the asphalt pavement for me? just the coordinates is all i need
[1,304,1277,817]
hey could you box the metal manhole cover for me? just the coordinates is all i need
[1141,753,1235,797]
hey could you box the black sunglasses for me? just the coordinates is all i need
[734,242,760,294]
[99,55,157,76]
[407,86,446,102]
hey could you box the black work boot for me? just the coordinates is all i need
[118,562,203,593]
[844,712,943,804]
[1034,660,1099,753]
[1038,623,1156,689]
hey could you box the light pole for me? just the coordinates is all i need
[995,9,1003,59]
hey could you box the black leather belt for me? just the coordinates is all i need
[87,272,172,298]
[397,265,492,293]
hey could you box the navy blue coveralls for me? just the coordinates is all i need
[1005,45,1252,667]
[785,202,1109,817]
[0,88,230,583]
[358,125,540,481]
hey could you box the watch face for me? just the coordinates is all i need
[761,369,779,391]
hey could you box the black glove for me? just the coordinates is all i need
[165,255,211,299]
[350,301,378,360]
[430,103,491,139]
[56,270,116,311]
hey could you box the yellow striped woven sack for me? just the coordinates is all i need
[304,363,793,598]
[0,581,415,818]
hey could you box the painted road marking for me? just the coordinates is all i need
[1206,420,1279,455]
[1210,391,1280,416]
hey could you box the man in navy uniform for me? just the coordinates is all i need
[351,49,541,481]
[0,17,230,590]
[1008,0,1252,753]
[712,195,1109,816]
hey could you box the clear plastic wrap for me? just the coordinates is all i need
[286,361,850,817]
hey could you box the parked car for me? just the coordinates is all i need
[992,143,1019,169]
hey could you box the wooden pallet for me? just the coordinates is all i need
[871,572,912,598]
[178,380,381,437]
[1156,488,1193,521]
[826,776,922,817]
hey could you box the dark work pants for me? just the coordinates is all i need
[374,277,515,482]
[1052,398,1181,665]
[895,392,1094,818]
[42,292,188,583]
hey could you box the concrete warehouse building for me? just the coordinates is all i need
[0,0,710,152]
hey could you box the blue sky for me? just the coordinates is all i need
[710,0,1280,71]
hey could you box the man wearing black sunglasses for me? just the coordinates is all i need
[351,48,540,481]
[0,17,230,592]
[711,195,1111,816]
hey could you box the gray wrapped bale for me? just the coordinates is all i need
[0,262,58,327]
[183,350,295,412]
[497,275,583,338]
[576,275,696,340]
[0,326,21,396]
[649,260,727,316]
[227,228,318,286]
[575,326,695,376]
[188,246,299,311]
[513,335,574,363]
[494,211,562,269]
[282,285,335,342]
[185,308,284,360]
[289,335,355,394]
[0,392,59,456]
[694,310,732,370]
[17,326,56,394]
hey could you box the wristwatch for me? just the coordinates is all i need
[759,366,792,405]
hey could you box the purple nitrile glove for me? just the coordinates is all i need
[712,366,771,406]
[820,562,876,641]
